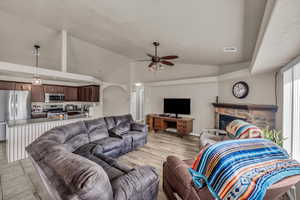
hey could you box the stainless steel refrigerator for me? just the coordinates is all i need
[0,90,31,141]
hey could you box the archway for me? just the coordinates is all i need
[102,85,129,116]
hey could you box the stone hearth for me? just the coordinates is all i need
[212,103,278,130]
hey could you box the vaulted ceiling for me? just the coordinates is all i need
[251,0,300,73]
[0,0,266,65]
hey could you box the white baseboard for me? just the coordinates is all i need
[190,132,200,136]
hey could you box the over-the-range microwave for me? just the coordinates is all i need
[45,93,65,103]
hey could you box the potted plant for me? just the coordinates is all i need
[262,127,286,147]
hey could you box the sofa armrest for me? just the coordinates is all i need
[112,166,159,200]
[45,150,113,200]
[164,156,193,190]
[131,122,147,132]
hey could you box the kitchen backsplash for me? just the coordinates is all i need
[32,101,99,107]
[32,101,101,117]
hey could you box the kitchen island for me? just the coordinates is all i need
[6,115,93,162]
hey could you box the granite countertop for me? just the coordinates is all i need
[7,115,92,127]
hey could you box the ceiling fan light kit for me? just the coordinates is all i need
[139,41,179,72]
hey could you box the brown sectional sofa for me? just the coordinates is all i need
[26,114,159,200]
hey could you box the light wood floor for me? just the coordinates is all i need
[0,131,199,200]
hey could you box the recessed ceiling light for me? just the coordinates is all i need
[223,47,238,53]
[135,83,142,86]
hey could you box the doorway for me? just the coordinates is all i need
[131,84,144,122]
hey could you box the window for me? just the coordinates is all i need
[283,62,300,161]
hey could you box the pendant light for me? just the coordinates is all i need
[32,45,42,85]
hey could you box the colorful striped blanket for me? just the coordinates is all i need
[189,139,300,200]
[226,120,263,139]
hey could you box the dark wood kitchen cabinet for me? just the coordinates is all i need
[78,85,99,102]
[78,86,88,102]
[31,85,45,102]
[89,85,100,102]
[43,85,64,94]
[0,80,99,102]
[64,86,78,101]
[0,81,15,90]
[15,82,32,91]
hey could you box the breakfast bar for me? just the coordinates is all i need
[6,115,92,162]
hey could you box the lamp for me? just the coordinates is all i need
[32,45,42,85]
[148,63,165,72]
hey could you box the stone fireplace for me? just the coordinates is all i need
[212,103,278,130]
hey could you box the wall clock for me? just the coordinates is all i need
[232,81,249,99]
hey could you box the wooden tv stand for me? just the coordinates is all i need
[146,114,194,136]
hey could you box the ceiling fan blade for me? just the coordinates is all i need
[160,55,179,60]
[146,53,154,58]
[160,60,174,66]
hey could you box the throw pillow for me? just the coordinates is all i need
[226,119,262,139]
[110,122,131,136]
[131,122,146,132]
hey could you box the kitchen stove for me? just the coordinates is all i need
[44,104,66,119]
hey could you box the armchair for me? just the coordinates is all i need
[199,128,228,148]
[163,155,300,200]
[199,120,263,148]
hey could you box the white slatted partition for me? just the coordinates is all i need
[6,118,85,162]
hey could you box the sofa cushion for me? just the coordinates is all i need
[73,143,104,157]
[104,116,116,130]
[126,131,147,141]
[131,122,147,132]
[91,153,132,173]
[112,166,159,200]
[110,122,131,136]
[45,150,113,200]
[114,114,134,126]
[92,137,124,153]
[84,118,109,142]
[103,148,122,158]
[26,131,65,161]
[120,135,133,154]
[41,121,89,153]
[57,121,88,141]
[84,154,130,181]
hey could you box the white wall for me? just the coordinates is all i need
[103,86,130,116]
[145,82,218,132]
[218,71,276,105]
[132,62,219,132]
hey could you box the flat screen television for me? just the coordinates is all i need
[164,98,191,117]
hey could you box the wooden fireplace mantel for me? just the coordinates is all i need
[212,103,278,112]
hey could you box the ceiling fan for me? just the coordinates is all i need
[138,42,179,71]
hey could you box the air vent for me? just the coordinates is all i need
[223,47,238,53]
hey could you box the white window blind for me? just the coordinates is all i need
[283,63,300,161]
